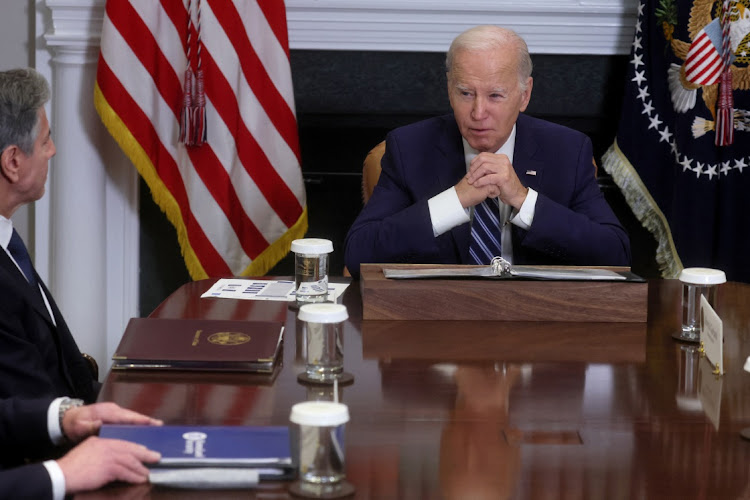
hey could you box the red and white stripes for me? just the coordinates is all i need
[95,0,307,278]
[715,0,734,146]
[684,18,724,86]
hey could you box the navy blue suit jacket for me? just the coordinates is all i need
[344,113,630,277]
[0,397,56,499]
[0,249,98,404]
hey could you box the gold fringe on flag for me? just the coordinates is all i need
[601,140,684,278]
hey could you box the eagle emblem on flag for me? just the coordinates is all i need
[662,0,750,143]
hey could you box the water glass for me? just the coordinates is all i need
[291,238,333,305]
[678,267,725,342]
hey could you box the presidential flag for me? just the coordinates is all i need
[95,0,307,279]
[603,0,750,282]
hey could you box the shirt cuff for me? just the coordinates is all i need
[47,397,67,445]
[510,188,538,230]
[43,460,66,500]
[428,187,471,236]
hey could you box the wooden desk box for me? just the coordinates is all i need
[360,263,648,322]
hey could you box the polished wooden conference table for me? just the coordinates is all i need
[82,278,750,499]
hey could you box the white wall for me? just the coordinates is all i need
[0,0,35,250]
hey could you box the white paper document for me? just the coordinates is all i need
[700,295,723,375]
[383,266,627,280]
[200,279,349,303]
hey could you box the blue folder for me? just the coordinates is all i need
[100,424,295,480]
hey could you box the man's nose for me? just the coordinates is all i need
[471,97,486,119]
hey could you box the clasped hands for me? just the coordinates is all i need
[455,152,528,210]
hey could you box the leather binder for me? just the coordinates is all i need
[112,317,284,373]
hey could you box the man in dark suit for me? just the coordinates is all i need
[0,396,161,499]
[0,68,98,402]
[344,26,630,278]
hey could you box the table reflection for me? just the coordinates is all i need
[85,279,750,499]
[440,363,521,500]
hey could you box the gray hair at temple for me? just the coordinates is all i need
[0,68,50,155]
[446,26,533,92]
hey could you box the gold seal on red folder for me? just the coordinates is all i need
[208,332,251,346]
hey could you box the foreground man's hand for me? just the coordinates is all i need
[58,436,161,493]
[63,402,163,442]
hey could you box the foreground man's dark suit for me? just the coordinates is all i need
[0,249,98,404]
[344,113,631,277]
[0,397,57,499]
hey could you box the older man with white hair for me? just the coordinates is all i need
[345,25,630,278]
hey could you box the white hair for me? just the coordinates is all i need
[446,25,533,91]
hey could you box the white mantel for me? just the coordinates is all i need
[33,0,638,374]
[285,0,638,54]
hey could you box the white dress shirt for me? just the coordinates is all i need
[43,397,68,500]
[426,125,538,264]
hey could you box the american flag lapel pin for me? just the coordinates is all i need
[526,170,537,176]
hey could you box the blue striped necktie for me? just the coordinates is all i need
[469,198,503,265]
[8,229,38,287]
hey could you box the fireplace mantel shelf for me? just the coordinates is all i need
[45,0,638,55]
[286,0,638,55]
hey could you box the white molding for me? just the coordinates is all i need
[286,0,639,55]
[34,0,54,284]
[45,0,103,43]
[104,149,141,366]
[39,0,139,376]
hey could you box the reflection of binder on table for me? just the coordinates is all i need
[111,318,284,373]
[100,424,295,486]
[363,320,647,363]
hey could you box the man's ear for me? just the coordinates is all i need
[519,77,533,113]
[0,145,22,183]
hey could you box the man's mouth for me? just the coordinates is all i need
[470,128,491,135]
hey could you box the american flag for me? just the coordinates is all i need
[684,18,724,86]
[95,0,307,279]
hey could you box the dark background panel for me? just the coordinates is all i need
[139,51,657,316]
